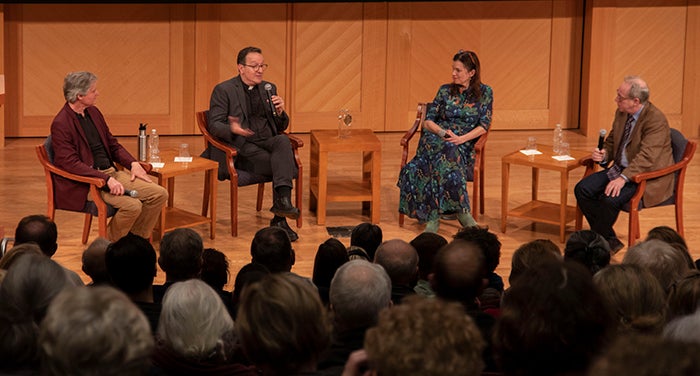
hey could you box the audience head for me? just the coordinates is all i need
[81,237,111,286]
[250,226,294,273]
[329,260,392,330]
[494,260,611,376]
[237,273,331,375]
[0,243,44,270]
[350,223,383,261]
[0,254,70,369]
[563,230,611,275]
[664,311,700,345]
[14,214,58,257]
[364,295,485,376]
[159,228,203,281]
[453,225,501,275]
[39,286,153,376]
[430,239,485,305]
[201,248,230,291]
[410,232,447,280]
[312,238,349,305]
[589,334,700,376]
[509,239,561,285]
[158,279,233,360]
[105,233,157,296]
[231,263,270,310]
[646,225,688,250]
[346,245,370,261]
[593,264,666,335]
[63,71,98,103]
[667,270,700,321]
[373,239,418,286]
[623,239,691,293]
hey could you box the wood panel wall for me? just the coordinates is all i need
[3,1,699,141]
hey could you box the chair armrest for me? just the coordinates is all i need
[45,163,108,188]
[287,133,304,149]
[400,103,428,167]
[116,161,153,173]
[202,131,239,159]
[630,161,686,184]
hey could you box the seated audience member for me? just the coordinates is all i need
[39,286,154,376]
[494,261,612,376]
[509,239,561,285]
[346,246,370,261]
[360,296,485,376]
[237,273,331,376]
[230,262,270,320]
[623,239,691,294]
[667,269,700,321]
[664,310,700,344]
[312,238,349,306]
[593,264,666,335]
[564,230,611,275]
[350,222,382,261]
[589,334,700,376]
[0,243,44,270]
[410,232,447,296]
[0,254,70,374]
[373,239,418,304]
[13,214,83,286]
[81,237,111,286]
[105,233,161,334]
[318,260,392,374]
[201,248,234,315]
[250,226,295,274]
[152,279,256,376]
[453,226,503,312]
[645,225,696,270]
[153,228,204,303]
[431,239,495,370]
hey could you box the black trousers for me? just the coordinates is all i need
[238,134,297,191]
[574,170,638,240]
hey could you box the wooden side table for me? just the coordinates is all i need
[309,129,382,225]
[148,150,218,240]
[501,145,593,242]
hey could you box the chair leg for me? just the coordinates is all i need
[472,172,480,221]
[399,213,405,226]
[202,173,211,217]
[479,164,485,215]
[676,205,684,238]
[628,210,639,247]
[256,184,265,212]
[230,181,237,237]
[82,214,93,244]
[295,166,303,229]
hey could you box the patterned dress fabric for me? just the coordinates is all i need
[397,83,493,222]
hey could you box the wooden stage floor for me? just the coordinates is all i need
[1,130,698,289]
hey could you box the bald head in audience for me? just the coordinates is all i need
[430,239,485,306]
[373,239,418,304]
[330,260,392,330]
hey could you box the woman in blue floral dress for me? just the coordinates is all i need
[398,50,493,233]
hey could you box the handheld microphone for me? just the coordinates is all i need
[597,129,607,150]
[264,83,277,116]
[597,129,608,166]
[101,185,139,197]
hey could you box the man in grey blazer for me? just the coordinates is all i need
[575,76,674,254]
[204,46,299,241]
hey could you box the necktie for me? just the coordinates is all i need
[606,114,633,180]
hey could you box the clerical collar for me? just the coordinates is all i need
[247,85,255,91]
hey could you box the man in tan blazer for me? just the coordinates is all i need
[575,76,674,253]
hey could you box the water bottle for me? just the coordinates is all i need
[137,123,148,162]
[149,128,160,163]
[553,123,563,155]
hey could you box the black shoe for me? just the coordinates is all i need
[270,218,299,242]
[607,237,625,255]
[270,196,300,220]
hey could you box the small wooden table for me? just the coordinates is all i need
[309,129,382,225]
[501,145,592,242]
[148,150,218,240]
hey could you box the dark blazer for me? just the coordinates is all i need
[50,103,137,211]
[603,101,674,207]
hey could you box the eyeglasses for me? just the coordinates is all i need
[243,63,268,72]
[615,93,633,101]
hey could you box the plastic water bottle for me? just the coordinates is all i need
[149,128,160,163]
[138,123,148,162]
[553,123,563,155]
